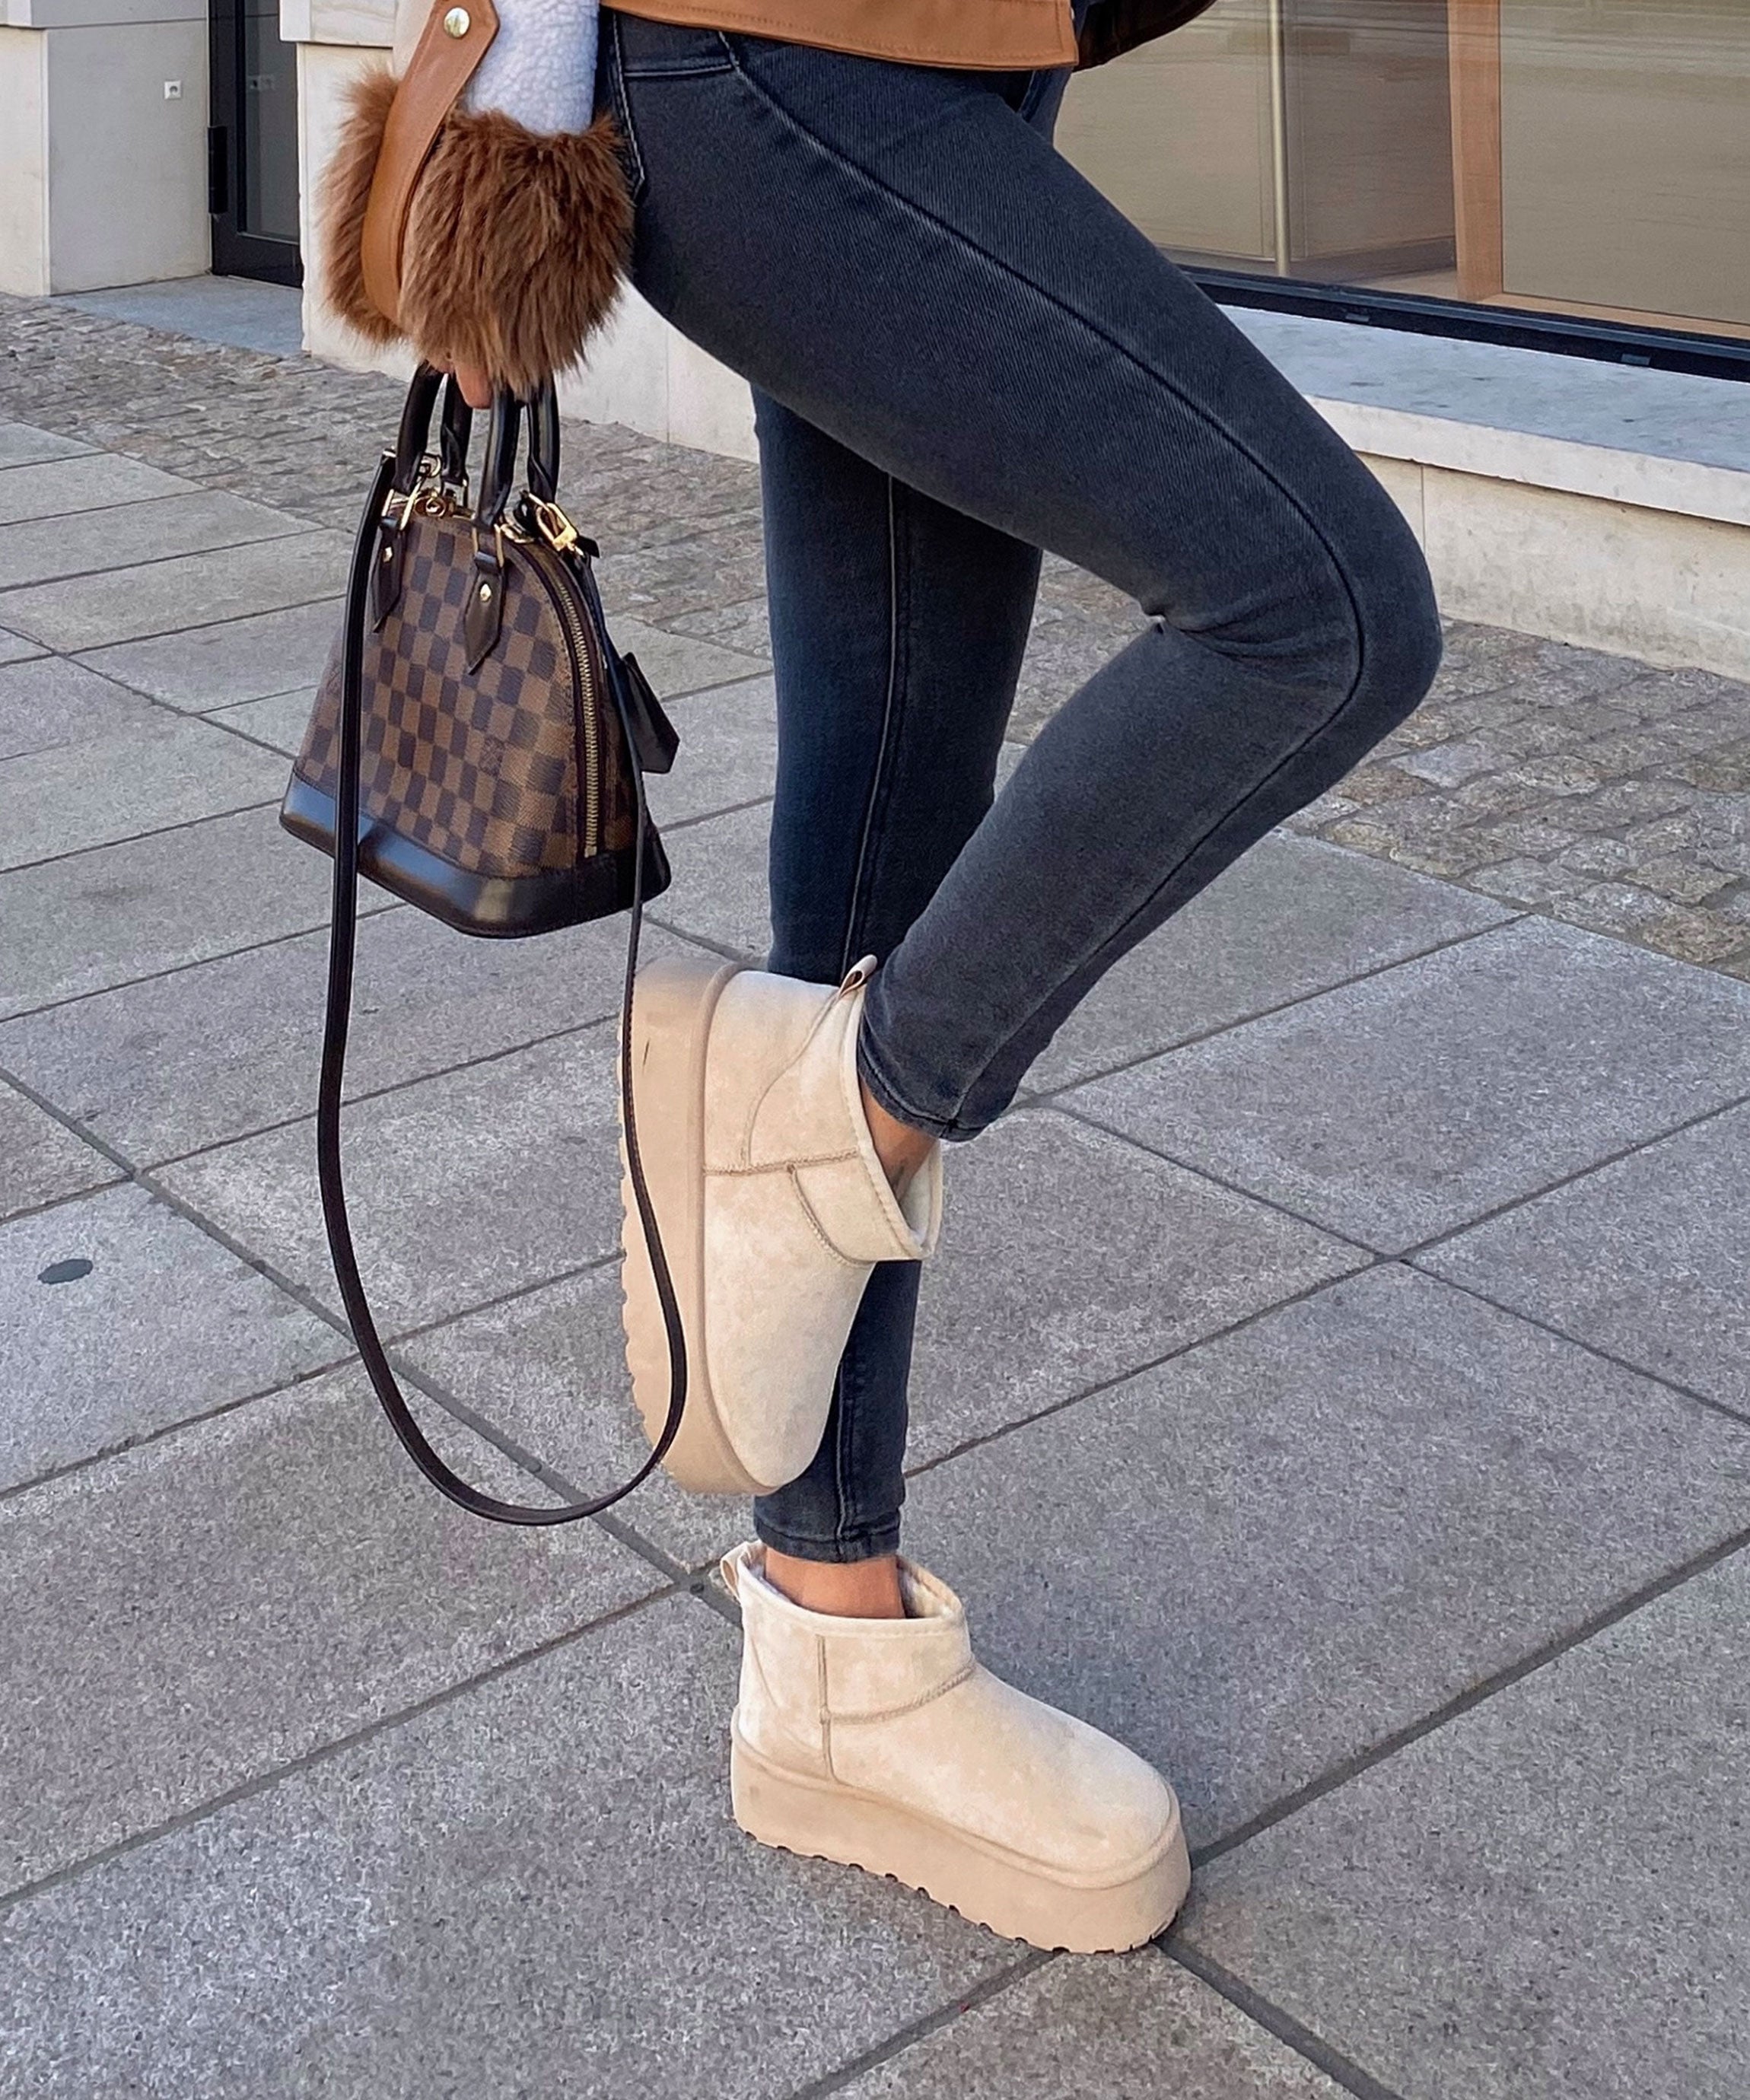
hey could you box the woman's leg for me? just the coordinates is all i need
[607,16,1440,1141]
[749,390,1044,1596]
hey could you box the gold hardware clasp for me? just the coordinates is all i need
[443,7,472,35]
[527,497,581,557]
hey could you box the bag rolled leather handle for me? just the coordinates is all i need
[476,380,562,530]
[390,362,475,496]
[317,435,689,1525]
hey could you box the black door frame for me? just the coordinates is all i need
[208,0,303,285]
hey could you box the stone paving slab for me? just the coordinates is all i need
[652,797,776,959]
[0,450,192,523]
[837,1952,1346,2098]
[0,1182,343,1491]
[612,612,769,695]
[1182,1543,1750,2100]
[0,805,393,1019]
[647,673,777,828]
[902,1265,1750,1846]
[0,901,687,1166]
[75,597,341,708]
[0,652,163,762]
[906,1109,1363,1468]
[2,301,1748,2096]
[1422,1100,1750,1417]
[0,1079,119,1222]
[1074,917,1750,1252]
[0,421,91,469]
[207,685,316,755]
[0,713,286,870]
[0,488,305,590]
[0,1365,657,1898]
[0,1593,1013,2100]
[1026,833,1513,1095]
[0,530,347,652]
[157,1026,623,1332]
[400,1265,746,1570]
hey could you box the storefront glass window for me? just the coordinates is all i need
[1058,0,1750,342]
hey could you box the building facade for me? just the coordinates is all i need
[3,1,1748,670]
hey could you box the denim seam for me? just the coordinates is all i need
[711,60,1401,1131]
[837,473,906,979]
[617,27,737,78]
[826,473,910,1538]
[714,40,1367,654]
[603,17,648,201]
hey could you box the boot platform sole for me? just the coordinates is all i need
[620,952,772,1496]
[731,1728,1192,1955]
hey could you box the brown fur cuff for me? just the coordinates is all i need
[322,68,632,396]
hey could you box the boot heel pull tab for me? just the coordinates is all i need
[840,956,877,994]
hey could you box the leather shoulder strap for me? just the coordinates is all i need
[361,0,500,327]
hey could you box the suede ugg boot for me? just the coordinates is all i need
[621,954,941,1495]
[721,1543,1191,1952]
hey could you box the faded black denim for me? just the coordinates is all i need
[601,11,1443,1560]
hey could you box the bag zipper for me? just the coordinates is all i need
[511,512,604,862]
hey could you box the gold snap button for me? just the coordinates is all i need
[443,7,471,35]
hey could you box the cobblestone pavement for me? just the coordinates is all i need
[5,292,1748,978]
[3,297,1749,2098]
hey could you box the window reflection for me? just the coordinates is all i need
[1058,0,1750,341]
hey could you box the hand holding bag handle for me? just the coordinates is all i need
[322,0,631,400]
[317,381,687,1524]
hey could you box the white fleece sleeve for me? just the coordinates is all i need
[391,0,600,137]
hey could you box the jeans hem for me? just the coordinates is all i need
[752,1514,903,1564]
[854,1026,977,1145]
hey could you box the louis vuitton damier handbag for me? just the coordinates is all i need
[281,362,686,1524]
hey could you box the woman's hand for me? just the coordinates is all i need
[452,363,493,411]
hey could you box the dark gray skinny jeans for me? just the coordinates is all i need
[598,8,1443,1562]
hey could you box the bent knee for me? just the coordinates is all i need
[1333,495,1443,736]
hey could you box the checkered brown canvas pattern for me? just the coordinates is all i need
[295,515,635,879]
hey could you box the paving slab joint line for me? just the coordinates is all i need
[1395,1082,1750,1269]
[1161,1939,1405,2100]
[142,1006,622,1176]
[0,1577,686,1921]
[660,790,777,835]
[1192,1519,1750,1873]
[0,900,408,1029]
[0,1173,128,1232]
[0,517,324,602]
[1403,1264,1750,1436]
[0,1351,357,1510]
[1052,1096,1385,1260]
[903,1253,1392,1485]
[21,582,345,655]
[2,794,282,879]
[1062,1071,1750,1293]
[0,1054,690,1592]
[1026,909,1530,1110]
[202,711,310,761]
[647,913,762,965]
[781,1949,1055,2100]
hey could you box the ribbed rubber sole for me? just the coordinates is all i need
[619,952,770,1495]
[730,1730,1192,1955]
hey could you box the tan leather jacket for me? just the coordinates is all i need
[391,0,1217,78]
[342,0,1216,393]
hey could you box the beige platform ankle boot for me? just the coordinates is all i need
[620,954,941,1496]
[721,1543,1191,1953]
